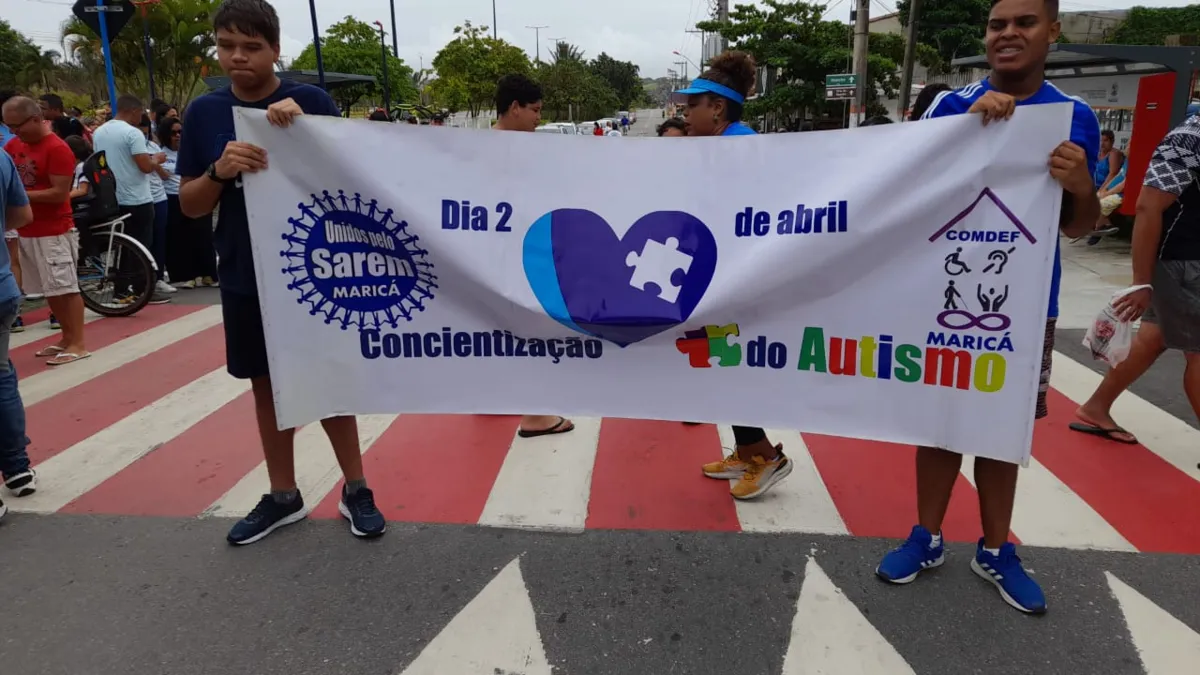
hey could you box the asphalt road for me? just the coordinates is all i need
[2,515,1195,675]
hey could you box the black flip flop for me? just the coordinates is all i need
[518,416,574,439]
[1068,422,1139,445]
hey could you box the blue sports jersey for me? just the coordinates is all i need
[922,79,1101,319]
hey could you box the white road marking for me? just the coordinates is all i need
[10,311,105,349]
[18,305,224,406]
[960,454,1136,552]
[1051,351,1200,484]
[10,368,248,513]
[477,416,600,532]
[204,413,398,517]
[783,557,915,674]
[716,427,849,535]
[398,557,551,675]
[1106,571,1200,674]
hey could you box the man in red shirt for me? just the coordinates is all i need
[1,96,88,365]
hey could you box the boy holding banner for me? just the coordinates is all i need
[176,0,385,545]
[874,0,1100,615]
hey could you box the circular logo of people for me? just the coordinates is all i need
[282,190,437,331]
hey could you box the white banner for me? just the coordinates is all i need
[237,104,1071,464]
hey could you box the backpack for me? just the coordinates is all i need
[71,150,120,225]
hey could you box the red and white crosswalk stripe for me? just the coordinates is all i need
[9,306,1200,554]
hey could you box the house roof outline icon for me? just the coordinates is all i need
[927,187,1037,244]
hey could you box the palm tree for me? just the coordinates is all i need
[18,48,61,90]
[60,0,220,106]
[550,41,585,65]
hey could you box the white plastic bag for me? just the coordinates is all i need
[1083,284,1152,367]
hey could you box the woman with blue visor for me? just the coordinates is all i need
[675,51,793,501]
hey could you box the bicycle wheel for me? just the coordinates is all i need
[77,234,155,317]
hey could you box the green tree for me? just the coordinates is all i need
[60,0,220,106]
[588,52,643,109]
[698,0,902,121]
[429,21,531,117]
[293,16,416,113]
[0,20,43,91]
[1108,6,1200,45]
[896,0,990,70]
[537,59,619,122]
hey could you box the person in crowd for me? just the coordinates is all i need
[492,73,578,440]
[621,113,630,135]
[671,51,793,501]
[1096,128,1125,192]
[176,0,384,545]
[158,116,217,289]
[1076,154,1127,244]
[0,133,35,517]
[92,93,172,304]
[152,102,178,135]
[139,113,174,291]
[875,0,1100,616]
[593,121,603,136]
[0,90,22,334]
[38,94,86,141]
[910,83,952,121]
[65,135,92,200]
[656,118,687,137]
[1070,114,1200,444]
[1,96,92,366]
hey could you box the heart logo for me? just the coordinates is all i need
[523,209,718,346]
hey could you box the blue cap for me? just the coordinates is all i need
[671,78,745,105]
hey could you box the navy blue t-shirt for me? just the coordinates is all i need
[176,79,341,295]
[921,78,1100,319]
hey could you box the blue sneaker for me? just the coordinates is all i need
[10,316,23,333]
[339,486,386,538]
[876,525,945,584]
[971,540,1047,614]
[49,314,60,330]
[227,493,307,545]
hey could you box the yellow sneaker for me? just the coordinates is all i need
[701,454,750,479]
[730,451,793,501]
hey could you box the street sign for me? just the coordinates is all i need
[825,73,857,101]
[72,0,134,42]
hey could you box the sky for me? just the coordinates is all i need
[3,0,1199,81]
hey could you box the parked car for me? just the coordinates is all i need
[535,122,578,135]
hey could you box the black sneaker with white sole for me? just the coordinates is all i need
[226,493,307,545]
[4,470,36,497]
[339,486,386,538]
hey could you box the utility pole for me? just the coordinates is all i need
[717,0,729,52]
[852,0,870,126]
[388,0,397,56]
[526,25,548,65]
[675,60,688,86]
[898,0,922,121]
[492,0,497,39]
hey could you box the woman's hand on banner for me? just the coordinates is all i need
[967,91,1016,124]
[215,141,267,179]
[266,98,304,128]
[1049,141,1093,195]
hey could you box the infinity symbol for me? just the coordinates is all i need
[937,310,1011,332]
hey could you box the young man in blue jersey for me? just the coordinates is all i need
[177,0,385,545]
[875,0,1100,615]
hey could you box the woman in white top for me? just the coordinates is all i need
[157,116,217,288]
[138,113,175,294]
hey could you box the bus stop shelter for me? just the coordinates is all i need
[952,43,1200,128]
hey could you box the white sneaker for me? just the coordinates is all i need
[155,280,178,294]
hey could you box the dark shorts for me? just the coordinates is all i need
[1035,318,1055,420]
[1143,260,1200,353]
[221,291,270,380]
